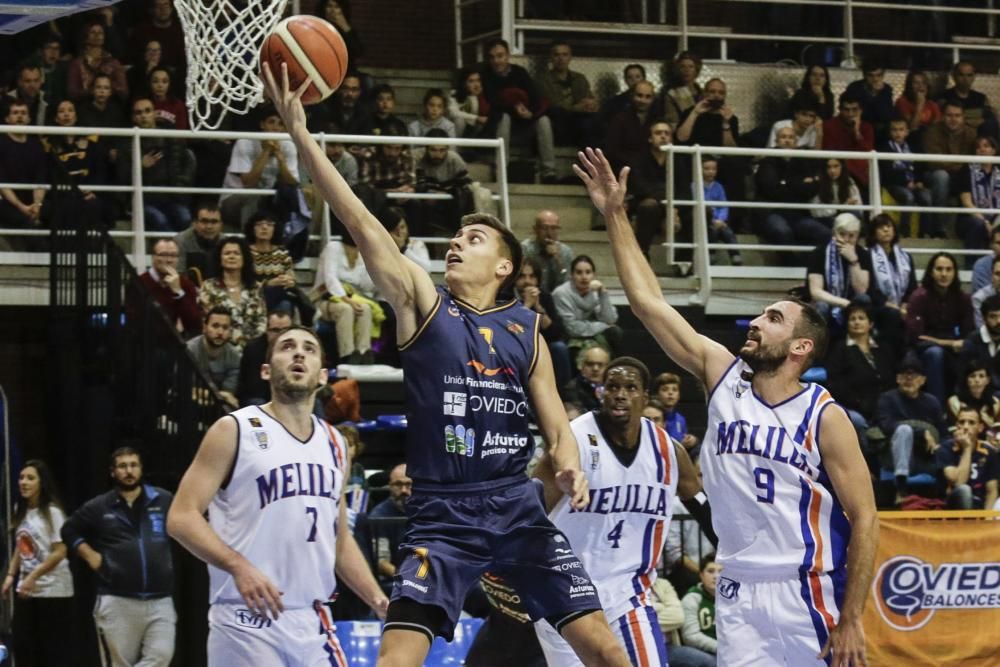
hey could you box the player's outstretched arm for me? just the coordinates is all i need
[262,64,437,328]
[334,452,389,619]
[167,417,284,619]
[574,148,733,387]
[816,406,878,667]
[529,339,589,509]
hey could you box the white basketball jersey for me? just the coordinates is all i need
[208,406,346,609]
[549,412,679,621]
[702,359,852,580]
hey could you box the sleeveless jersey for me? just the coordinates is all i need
[548,412,679,621]
[208,406,346,608]
[701,359,852,580]
[400,286,540,485]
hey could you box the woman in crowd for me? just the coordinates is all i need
[660,51,703,127]
[955,136,1000,260]
[805,212,873,325]
[516,255,571,389]
[894,70,941,144]
[3,460,73,667]
[867,213,916,350]
[198,237,266,348]
[792,64,834,120]
[243,210,314,325]
[947,359,1000,427]
[126,40,163,102]
[906,251,975,403]
[67,20,127,102]
[810,158,862,227]
[148,66,188,130]
[552,255,621,357]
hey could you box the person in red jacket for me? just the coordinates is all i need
[823,91,875,189]
[131,238,202,337]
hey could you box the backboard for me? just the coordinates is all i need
[0,0,122,35]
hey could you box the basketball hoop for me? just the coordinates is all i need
[174,0,290,130]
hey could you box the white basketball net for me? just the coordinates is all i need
[174,0,290,130]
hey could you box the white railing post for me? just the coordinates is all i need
[868,151,883,218]
[317,134,331,249]
[501,0,515,51]
[665,145,676,267]
[679,0,689,51]
[691,147,712,305]
[497,136,512,228]
[455,0,464,67]
[844,0,855,64]
[131,131,145,266]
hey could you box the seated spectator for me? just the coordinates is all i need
[174,201,224,281]
[938,61,994,133]
[561,345,608,412]
[306,71,369,136]
[894,70,941,147]
[515,256,571,389]
[822,92,874,189]
[126,40,165,103]
[244,210,313,326]
[879,118,932,236]
[844,59,894,141]
[67,20,128,103]
[961,294,1000,389]
[20,35,68,108]
[366,463,410,584]
[0,101,48,236]
[604,80,656,173]
[971,227,1000,294]
[972,257,1000,329]
[921,102,977,239]
[338,424,367,488]
[936,406,998,509]
[680,553,720,658]
[597,63,646,125]
[186,307,241,408]
[197,237,266,349]
[236,309,293,406]
[629,121,685,258]
[875,352,948,505]
[311,237,382,365]
[130,238,201,337]
[552,255,621,356]
[358,133,416,195]
[128,0,187,72]
[649,578,711,667]
[147,67,188,130]
[905,251,975,403]
[826,302,897,465]
[696,156,741,265]
[867,213,915,348]
[766,97,821,149]
[659,51,703,127]
[792,65,834,120]
[536,40,598,146]
[642,398,666,429]
[75,74,127,130]
[448,67,503,143]
[810,158,862,227]
[367,84,407,137]
[221,104,299,227]
[481,38,557,183]
[955,136,1000,258]
[318,121,359,186]
[806,213,872,324]
[947,360,1000,428]
[520,209,574,293]
[754,127,827,250]
[380,206,431,272]
[652,373,698,453]
[407,88,455,138]
[122,97,195,232]
[43,99,108,220]
[413,130,472,236]
[5,65,47,127]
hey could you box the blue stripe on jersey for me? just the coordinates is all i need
[632,519,655,595]
[793,385,823,445]
[799,571,832,666]
[798,477,816,574]
[643,603,668,666]
[649,421,664,483]
[827,493,851,571]
[618,614,639,665]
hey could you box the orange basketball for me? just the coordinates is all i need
[260,16,349,105]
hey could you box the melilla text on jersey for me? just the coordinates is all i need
[714,420,814,477]
[256,463,340,510]
[569,483,671,517]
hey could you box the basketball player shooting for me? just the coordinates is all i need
[168,326,389,665]
[574,148,878,667]
[262,65,632,667]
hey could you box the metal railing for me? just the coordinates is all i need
[662,144,1000,305]
[0,124,511,267]
[454,0,1000,65]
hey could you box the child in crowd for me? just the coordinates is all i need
[696,157,742,265]
[408,88,456,138]
[879,117,932,235]
[681,553,720,658]
[653,372,699,453]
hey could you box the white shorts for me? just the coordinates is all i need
[535,603,668,666]
[208,601,348,667]
[715,572,843,666]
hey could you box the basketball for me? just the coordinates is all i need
[260,16,349,105]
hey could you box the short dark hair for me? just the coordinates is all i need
[942,100,965,114]
[423,88,446,106]
[265,324,325,363]
[981,293,1000,319]
[194,200,221,219]
[244,208,283,245]
[651,372,681,393]
[485,38,510,53]
[520,254,544,283]
[956,405,982,423]
[838,90,862,108]
[570,255,596,273]
[865,213,897,247]
[788,298,828,365]
[110,446,141,468]
[549,39,571,51]
[424,127,449,140]
[604,356,651,391]
[624,63,646,79]
[460,213,522,298]
[700,552,717,571]
[205,305,232,324]
[791,96,820,115]
[861,59,885,75]
[843,300,872,323]
[372,83,395,99]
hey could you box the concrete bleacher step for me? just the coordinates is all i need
[366,66,453,121]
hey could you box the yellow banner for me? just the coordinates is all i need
[864,511,1000,666]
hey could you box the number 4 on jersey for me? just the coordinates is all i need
[606,519,625,548]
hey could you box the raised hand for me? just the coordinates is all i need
[573,148,630,217]
[261,62,311,135]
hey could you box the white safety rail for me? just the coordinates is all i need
[0,125,511,267]
[661,144,1000,305]
[455,0,1000,65]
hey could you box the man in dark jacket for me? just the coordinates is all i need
[62,447,176,666]
[754,125,827,250]
[236,308,293,406]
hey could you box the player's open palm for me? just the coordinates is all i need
[820,616,867,667]
[574,147,630,217]
[261,62,309,134]
[233,559,284,620]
